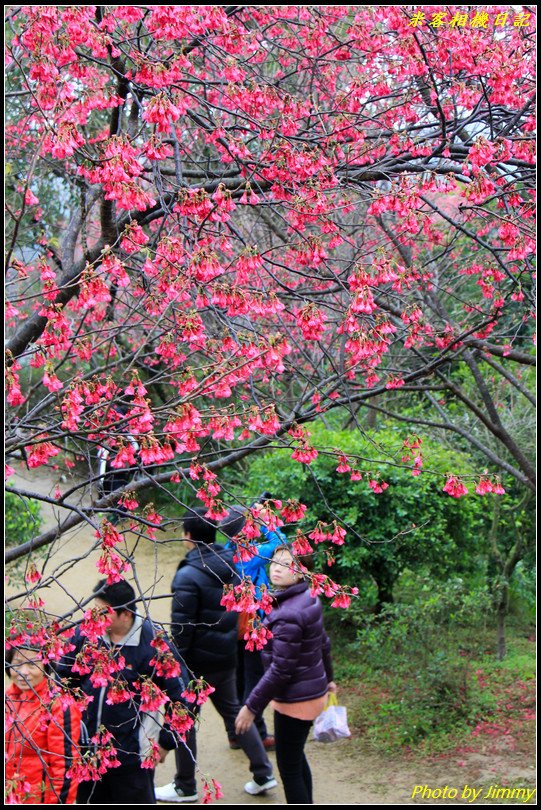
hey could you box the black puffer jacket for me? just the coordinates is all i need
[246,580,333,716]
[171,542,240,674]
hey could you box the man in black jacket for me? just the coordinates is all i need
[56,579,187,805]
[155,507,277,803]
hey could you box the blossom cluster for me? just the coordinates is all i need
[182,679,216,706]
[220,582,274,616]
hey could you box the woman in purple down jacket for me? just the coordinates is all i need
[235,545,336,804]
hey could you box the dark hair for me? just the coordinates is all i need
[5,644,50,678]
[272,543,315,573]
[116,400,130,412]
[182,507,217,545]
[93,579,136,614]
[253,491,273,505]
[219,506,246,539]
[219,493,276,539]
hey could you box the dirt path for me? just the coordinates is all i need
[154,718,536,805]
[6,468,536,805]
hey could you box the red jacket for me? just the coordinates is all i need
[5,677,81,804]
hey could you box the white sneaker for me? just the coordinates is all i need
[244,777,278,795]
[155,782,198,803]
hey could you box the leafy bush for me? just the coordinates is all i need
[366,656,497,751]
[352,577,492,660]
[508,561,536,624]
[5,490,42,547]
[329,576,501,751]
[242,423,489,609]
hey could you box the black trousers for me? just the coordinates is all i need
[274,711,314,804]
[235,641,270,740]
[76,764,156,804]
[102,468,130,519]
[174,668,273,795]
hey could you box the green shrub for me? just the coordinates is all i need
[352,577,493,666]
[5,490,42,547]
[331,577,500,752]
[240,423,490,610]
[508,561,536,624]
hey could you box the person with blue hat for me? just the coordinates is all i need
[220,494,287,752]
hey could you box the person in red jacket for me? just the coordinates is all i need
[5,645,81,804]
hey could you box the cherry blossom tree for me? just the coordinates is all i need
[4,5,536,798]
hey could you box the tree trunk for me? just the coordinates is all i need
[488,493,531,661]
[365,400,379,430]
[488,498,507,660]
[496,598,508,661]
[371,565,396,614]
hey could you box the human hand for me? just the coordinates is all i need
[327,681,337,694]
[235,705,255,736]
[158,745,169,763]
[251,502,264,519]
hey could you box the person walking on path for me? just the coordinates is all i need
[96,402,139,525]
[56,579,186,805]
[235,544,336,805]
[5,644,81,804]
[155,507,277,803]
[220,497,286,751]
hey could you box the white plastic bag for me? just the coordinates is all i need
[312,693,351,742]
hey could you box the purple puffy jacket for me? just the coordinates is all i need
[245,580,334,716]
